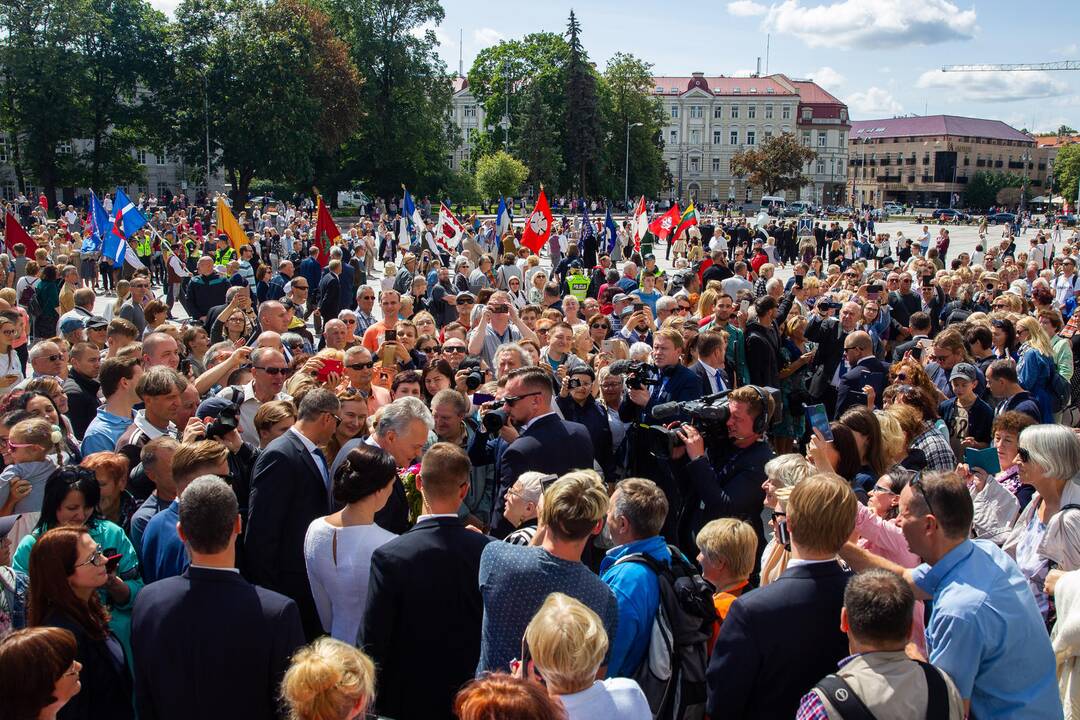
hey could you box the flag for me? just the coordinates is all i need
[3,211,38,259]
[83,192,111,252]
[102,188,147,265]
[400,187,425,249]
[649,203,681,242]
[673,201,699,241]
[520,188,553,254]
[496,196,513,236]
[436,202,465,254]
[313,196,341,268]
[580,201,594,246]
[632,196,649,254]
[604,206,618,254]
[215,195,247,252]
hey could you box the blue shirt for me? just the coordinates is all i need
[630,288,662,316]
[140,501,188,583]
[599,536,671,678]
[912,539,1061,719]
[80,407,134,456]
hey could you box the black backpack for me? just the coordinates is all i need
[614,545,716,720]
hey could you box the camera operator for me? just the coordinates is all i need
[618,329,704,426]
[673,385,775,580]
[556,366,615,481]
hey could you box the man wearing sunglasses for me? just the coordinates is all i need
[467,291,538,370]
[343,346,390,415]
[490,366,594,539]
[216,347,293,447]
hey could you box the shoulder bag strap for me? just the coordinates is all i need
[916,661,949,720]
[814,674,878,720]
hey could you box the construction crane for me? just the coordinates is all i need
[941,61,1080,72]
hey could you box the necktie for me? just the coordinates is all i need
[313,448,331,503]
[715,369,725,392]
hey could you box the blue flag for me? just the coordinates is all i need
[83,192,111,253]
[496,196,512,236]
[604,205,619,253]
[580,201,594,247]
[101,188,148,264]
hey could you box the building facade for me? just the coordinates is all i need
[0,135,227,205]
[450,76,486,173]
[847,115,1056,208]
[652,73,849,207]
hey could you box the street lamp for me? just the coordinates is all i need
[1019,151,1031,213]
[624,121,643,210]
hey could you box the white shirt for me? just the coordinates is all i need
[519,410,557,434]
[414,513,458,524]
[290,425,329,489]
[698,359,724,394]
[219,381,292,447]
[787,557,838,569]
[558,679,651,720]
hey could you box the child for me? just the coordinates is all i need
[695,517,758,654]
[0,418,63,544]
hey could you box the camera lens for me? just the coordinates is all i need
[568,378,582,389]
[466,371,483,391]
[482,408,507,434]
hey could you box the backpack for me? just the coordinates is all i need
[614,545,716,720]
[1050,365,1072,413]
[814,660,949,720]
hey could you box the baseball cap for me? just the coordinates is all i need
[83,315,109,330]
[612,293,631,304]
[644,253,656,261]
[949,362,978,383]
[59,316,86,335]
[196,396,236,420]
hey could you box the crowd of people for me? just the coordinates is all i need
[0,192,1080,719]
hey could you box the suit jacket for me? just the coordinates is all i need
[745,321,781,388]
[836,355,888,416]
[245,428,331,638]
[491,413,595,538]
[131,567,304,720]
[892,334,929,363]
[692,360,729,396]
[706,561,852,719]
[318,271,341,319]
[297,258,323,302]
[359,517,493,720]
[804,314,847,398]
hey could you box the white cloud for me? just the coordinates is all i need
[763,0,977,49]
[727,0,767,16]
[845,87,903,118]
[810,66,845,90]
[473,27,504,48]
[147,0,178,16]
[915,69,1069,103]
[732,68,758,77]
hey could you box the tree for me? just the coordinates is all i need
[729,133,816,195]
[964,171,1023,210]
[1054,144,1080,206]
[516,77,565,192]
[474,151,528,201]
[599,52,666,203]
[1058,125,1077,137]
[562,10,601,195]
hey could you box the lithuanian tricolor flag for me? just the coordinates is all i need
[673,201,699,241]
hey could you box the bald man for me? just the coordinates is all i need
[836,330,888,415]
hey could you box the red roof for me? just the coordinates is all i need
[452,76,468,94]
[789,80,843,105]
[850,115,1033,143]
[650,75,797,97]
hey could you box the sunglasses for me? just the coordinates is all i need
[895,373,908,382]
[254,366,291,376]
[421,346,441,353]
[909,476,938,519]
[1017,447,1031,463]
[590,323,610,330]
[502,391,541,407]
[871,484,895,495]
[343,318,357,324]
[293,284,309,289]
[346,361,375,370]
[444,346,466,354]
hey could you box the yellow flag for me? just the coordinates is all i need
[215,196,247,251]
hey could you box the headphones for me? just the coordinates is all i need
[748,385,771,435]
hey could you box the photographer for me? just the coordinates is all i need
[673,385,775,576]
[556,366,614,481]
[618,329,704,425]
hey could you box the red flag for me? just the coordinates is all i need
[436,202,464,253]
[3,211,38,258]
[313,196,341,268]
[520,188,553,254]
[648,203,681,241]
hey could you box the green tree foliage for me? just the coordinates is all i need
[599,52,667,204]
[1058,125,1077,137]
[730,133,817,195]
[562,10,601,195]
[516,78,566,192]
[474,151,529,201]
[325,0,457,198]
[964,171,1023,210]
[1054,144,1080,205]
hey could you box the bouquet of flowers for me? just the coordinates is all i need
[399,463,424,525]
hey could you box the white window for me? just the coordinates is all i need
[0,138,7,163]
[765,105,773,119]
[689,129,701,144]
[731,106,739,119]
[447,155,455,169]
[713,106,723,119]
[748,106,756,119]
[802,108,813,120]
[157,181,170,197]
[464,105,476,117]
[817,132,827,147]
[782,105,791,120]
[802,131,811,147]
[670,130,678,144]
[1,181,15,200]
[690,106,702,119]
[712,157,721,172]
[733,87,741,94]
[763,129,773,139]
[730,130,739,145]
[713,130,722,145]
[465,127,475,142]
[671,105,680,119]
[136,149,147,164]
[816,161,825,174]
[747,130,756,146]
[690,157,700,172]
[156,149,167,165]
[839,132,846,146]
[57,139,72,155]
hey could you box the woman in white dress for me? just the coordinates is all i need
[303,444,398,643]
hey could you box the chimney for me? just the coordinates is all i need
[755,57,761,77]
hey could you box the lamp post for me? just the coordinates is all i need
[624,121,643,211]
[1019,151,1031,213]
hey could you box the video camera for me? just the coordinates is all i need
[638,386,782,457]
[205,403,241,441]
[608,359,661,390]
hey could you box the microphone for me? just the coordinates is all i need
[650,402,683,421]
[608,359,635,375]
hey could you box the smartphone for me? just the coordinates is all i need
[602,339,618,354]
[633,302,645,312]
[384,328,397,342]
[315,358,344,382]
[921,275,932,287]
[805,403,834,442]
[775,518,792,551]
[740,299,750,314]
[491,304,509,314]
[472,392,496,405]
[911,345,923,361]
[539,473,559,493]
[104,549,122,574]
[795,274,804,288]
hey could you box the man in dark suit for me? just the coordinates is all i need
[745,296,781,389]
[891,311,931,362]
[490,366,595,538]
[804,301,862,417]
[245,387,340,639]
[318,258,342,320]
[132,476,305,720]
[297,245,323,305]
[359,443,492,720]
[836,331,888,416]
[693,330,730,395]
[706,474,856,719]
[888,273,921,327]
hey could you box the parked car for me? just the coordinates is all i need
[883,202,905,215]
[931,208,969,221]
[1054,213,1078,227]
[984,212,1017,224]
[787,200,815,216]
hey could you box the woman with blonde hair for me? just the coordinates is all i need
[281,637,376,720]
[758,454,813,586]
[519,593,650,719]
[1015,315,1056,423]
[695,288,718,322]
[103,279,129,323]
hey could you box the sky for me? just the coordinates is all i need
[147,0,1079,133]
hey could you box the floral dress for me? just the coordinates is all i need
[775,337,816,439]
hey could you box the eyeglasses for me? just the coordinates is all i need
[503,391,541,407]
[444,346,466,354]
[871,484,895,495]
[327,412,342,425]
[254,366,290,376]
[346,361,375,370]
[1017,447,1031,463]
[590,323,610,330]
[343,318,357,324]
[1,329,16,336]
[76,545,107,568]
[456,300,474,306]
[909,476,938,519]
[421,346,441,353]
